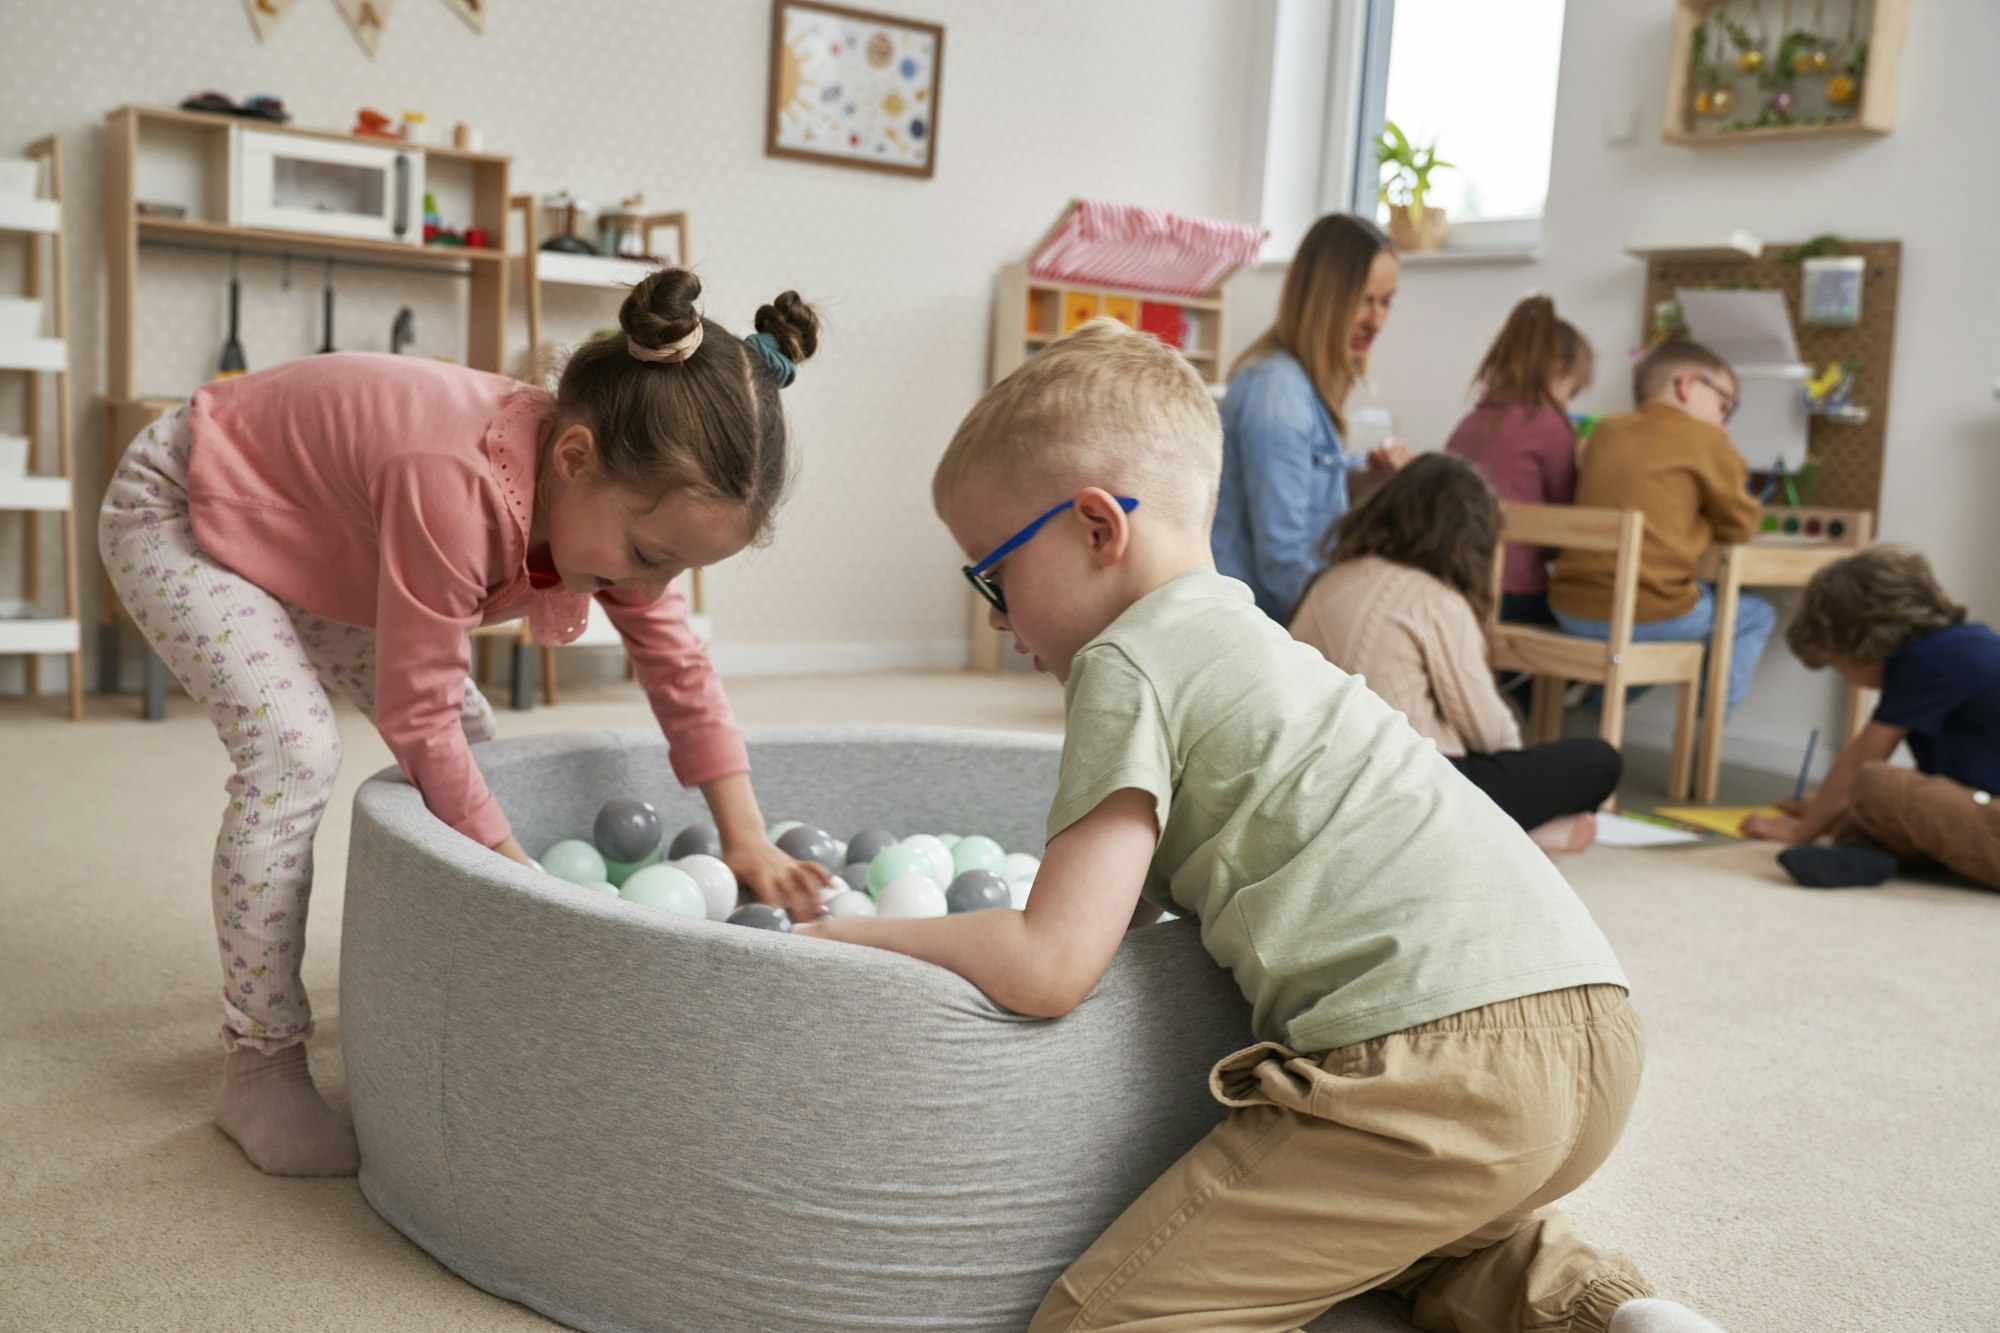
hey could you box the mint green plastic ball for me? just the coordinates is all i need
[867,843,937,897]
[540,839,608,886]
[951,835,1006,878]
[603,846,664,887]
[579,881,619,897]
[620,864,707,918]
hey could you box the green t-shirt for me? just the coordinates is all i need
[1050,569,1626,1052]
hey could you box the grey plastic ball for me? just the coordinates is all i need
[845,828,899,867]
[837,863,872,894]
[776,824,843,871]
[593,798,663,864]
[668,824,722,861]
[946,869,1012,914]
[727,903,793,932]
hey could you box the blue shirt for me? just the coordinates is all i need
[1874,621,2000,793]
[1211,351,1365,622]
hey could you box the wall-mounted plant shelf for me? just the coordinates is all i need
[1663,0,1906,144]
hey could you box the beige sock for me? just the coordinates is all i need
[215,1043,360,1177]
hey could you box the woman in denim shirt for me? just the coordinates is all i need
[1213,214,1408,621]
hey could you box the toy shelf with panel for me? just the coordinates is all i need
[1663,0,1906,144]
[0,136,82,717]
[994,265,1228,388]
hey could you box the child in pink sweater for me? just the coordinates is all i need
[99,269,828,1177]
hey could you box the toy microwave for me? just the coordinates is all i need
[228,126,424,245]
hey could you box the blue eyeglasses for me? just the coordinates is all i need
[962,496,1139,615]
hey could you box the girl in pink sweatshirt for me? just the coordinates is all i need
[99,269,826,1177]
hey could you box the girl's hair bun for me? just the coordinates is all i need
[621,267,705,352]
[754,291,821,365]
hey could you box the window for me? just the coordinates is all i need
[1348,0,1568,250]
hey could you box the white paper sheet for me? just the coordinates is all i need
[1593,813,1705,848]
[1675,289,1800,368]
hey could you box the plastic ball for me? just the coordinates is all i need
[946,870,1011,914]
[540,839,608,886]
[833,839,849,865]
[837,863,872,894]
[1737,49,1763,72]
[728,903,794,931]
[767,819,805,842]
[825,889,878,918]
[578,881,619,897]
[1009,877,1033,911]
[951,835,1006,878]
[876,875,948,919]
[845,829,899,866]
[669,824,722,861]
[776,824,843,871]
[603,847,663,888]
[672,854,738,921]
[620,864,707,918]
[593,798,662,864]
[936,833,962,848]
[900,834,954,885]
[867,844,937,896]
[1001,852,1042,884]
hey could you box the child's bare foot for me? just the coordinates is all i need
[215,1043,359,1177]
[1529,811,1598,854]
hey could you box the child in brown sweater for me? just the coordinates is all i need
[1548,340,1771,715]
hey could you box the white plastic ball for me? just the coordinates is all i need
[1009,876,1033,911]
[1002,852,1041,884]
[899,834,954,886]
[620,864,708,918]
[876,874,948,919]
[825,889,879,917]
[671,854,738,921]
[833,839,849,865]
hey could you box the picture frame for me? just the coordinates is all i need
[766,0,944,180]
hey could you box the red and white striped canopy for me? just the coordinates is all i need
[1028,200,1264,299]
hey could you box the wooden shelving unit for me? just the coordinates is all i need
[0,135,82,718]
[1663,0,1906,144]
[100,105,512,717]
[990,265,1228,391]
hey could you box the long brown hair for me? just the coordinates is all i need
[549,267,820,545]
[1316,452,1501,624]
[1229,213,1393,439]
[1471,294,1590,422]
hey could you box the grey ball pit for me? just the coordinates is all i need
[341,725,1264,1333]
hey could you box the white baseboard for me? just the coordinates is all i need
[707,639,971,677]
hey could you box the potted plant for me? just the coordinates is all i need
[1376,120,1453,251]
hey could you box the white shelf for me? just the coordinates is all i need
[1625,230,1763,262]
[535,250,659,288]
[0,475,71,511]
[0,196,59,234]
[0,338,66,372]
[0,603,80,654]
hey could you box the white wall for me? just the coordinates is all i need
[0,0,1253,691]
[1226,0,2000,777]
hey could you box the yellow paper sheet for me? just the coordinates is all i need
[1651,806,1786,838]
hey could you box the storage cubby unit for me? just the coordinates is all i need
[995,268,1226,388]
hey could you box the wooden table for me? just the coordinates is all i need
[1694,508,1874,802]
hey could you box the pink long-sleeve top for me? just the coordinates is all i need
[186,352,749,847]
[1444,400,1578,598]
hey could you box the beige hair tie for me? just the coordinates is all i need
[627,320,704,364]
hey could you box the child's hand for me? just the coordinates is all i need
[725,837,830,922]
[1367,440,1413,473]
[491,834,538,869]
[1741,812,1803,843]
[1774,796,1807,816]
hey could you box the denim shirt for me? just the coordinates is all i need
[1211,351,1362,622]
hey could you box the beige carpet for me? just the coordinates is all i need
[2,673,1995,1333]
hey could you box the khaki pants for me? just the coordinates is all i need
[1029,985,1651,1333]
[1844,762,2000,890]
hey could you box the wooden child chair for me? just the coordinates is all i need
[1489,503,1704,801]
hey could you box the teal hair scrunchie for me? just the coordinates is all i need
[743,332,797,389]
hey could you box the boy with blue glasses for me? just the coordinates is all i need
[801,319,1723,1333]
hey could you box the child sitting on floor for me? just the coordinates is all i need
[1744,546,2000,891]
[1290,452,1620,852]
[1548,339,1770,716]
[1445,293,1593,625]
[800,319,1723,1333]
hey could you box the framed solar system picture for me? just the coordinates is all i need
[766,0,944,179]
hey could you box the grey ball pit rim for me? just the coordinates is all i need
[340,725,1262,1333]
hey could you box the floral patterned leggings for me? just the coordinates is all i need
[99,409,497,1053]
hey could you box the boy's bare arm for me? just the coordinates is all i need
[795,788,1159,1018]
[1744,721,1905,844]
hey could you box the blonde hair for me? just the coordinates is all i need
[1788,545,1966,668]
[933,318,1222,526]
[1228,213,1394,439]
[1633,338,1734,404]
